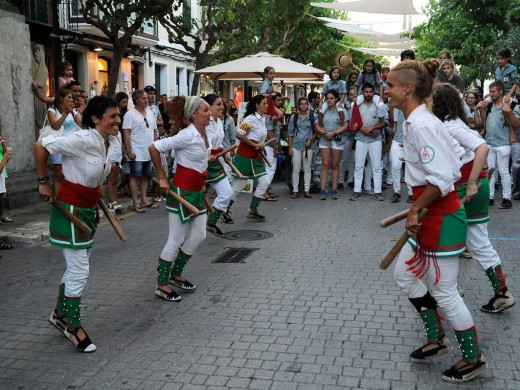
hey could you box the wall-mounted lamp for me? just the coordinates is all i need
[127,54,135,59]
[93,46,103,52]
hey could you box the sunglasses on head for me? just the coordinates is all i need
[144,118,149,128]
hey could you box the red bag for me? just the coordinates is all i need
[267,94,276,117]
[350,101,363,131]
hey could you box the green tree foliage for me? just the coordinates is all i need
[80,0,182,96]
[160,0,387,94]
[412,0,520,86]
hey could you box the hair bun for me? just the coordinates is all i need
[422,59,440,79]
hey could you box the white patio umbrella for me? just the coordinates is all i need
[195,52,326,81]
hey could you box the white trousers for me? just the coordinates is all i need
[208,176,233,212]
[338,139,353,184]
[62,248,91,297]
[354,140,382,193]
[389,140,412,195]
[488,145,512,199]
[264,147,277,186]
[394,243,474,330]
[466,223,501,271]
[232,174,270,200]
[291,148,314,192]
[160,213,206,261]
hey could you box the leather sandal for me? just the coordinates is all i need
[304,192,312,198]
[291,192,298,199]
[64,326,97,353]
[48,310,68,334]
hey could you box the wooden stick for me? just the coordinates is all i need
[152,177,200,215]
[97,199,128,242]
[204,196,215,214]
[264,138,276,147]
[380,208,410,228]
[53,200,93,236]
[213,144,238,159]
[226,161,244,179]
[487,167,495,180]
[259,152,272,168]
[380,183,482,228]
[380,209,428,270]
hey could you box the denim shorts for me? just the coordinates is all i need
[51,154,62,165]
[129,160,152,178]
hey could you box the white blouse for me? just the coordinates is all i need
[403,104,462,197]
[43,129,116,188]
[154,124,210,174]
[443,118,485,165]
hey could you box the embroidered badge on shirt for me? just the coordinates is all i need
[419,145,435,164]
[239,122,251,133]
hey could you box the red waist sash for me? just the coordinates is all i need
[411,186,460,216]
[173,164,207,191]
[56,180,101,208]
[210,147,223,156]
[455,161,487,186]
[237,142,262,159]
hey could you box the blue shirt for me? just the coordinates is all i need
[485,103,520,147]
[393,109,405,143]
[222,116,236,148]
[354,72,383,95]
[322,79,347,96]
[287,112,314,151]
[495,63,519,94]
[356,102,383,144]
[319,108,346,146]
[259,79,273,94]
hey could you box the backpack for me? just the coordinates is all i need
[486,101,516,126]
[293,110,315,136]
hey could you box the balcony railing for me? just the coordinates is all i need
[27,0,78,31]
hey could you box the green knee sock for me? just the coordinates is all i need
[250,196,262,211]
[64,296,82,328]
[486,265,507,294]
[455,326,482,363]
[207,209,223,226]
[55,283,66,316]
[157,258,172,284]
[171,250,192,276]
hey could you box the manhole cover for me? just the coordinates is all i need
[225,230,274,241]
[212,247,259,263]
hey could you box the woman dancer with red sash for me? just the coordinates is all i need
[432,83,515,313]
[35,96,120,353]
[386,60,487,383]
[149,96,211,302]
[203,94,233,237]
[228,95,270,221]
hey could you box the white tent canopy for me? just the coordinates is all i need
[195,52,325,81]
[343,46,405,57]
[311,0,420,15]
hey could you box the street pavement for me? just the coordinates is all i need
[0,181,519,390]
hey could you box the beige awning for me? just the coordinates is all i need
[195,52,325,81]
[311,0,421,15]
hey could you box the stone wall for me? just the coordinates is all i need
[0,9,39,208]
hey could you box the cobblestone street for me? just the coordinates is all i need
[1,182,519,389]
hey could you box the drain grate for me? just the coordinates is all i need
[224,230,274,241]
[212,247,258,263]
